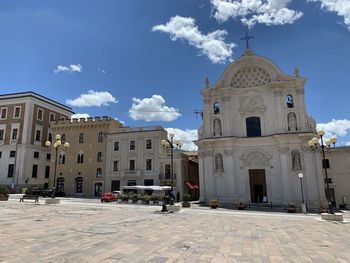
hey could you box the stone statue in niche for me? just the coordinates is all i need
[213,118,222,136]
[215,153,223,171]
[288,112,297,131]
[291,150,302,170]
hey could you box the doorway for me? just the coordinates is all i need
[111,180,120,191]
[94,183,103,197]
[249,169,267,203]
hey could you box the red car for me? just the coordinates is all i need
[101,192,116,202]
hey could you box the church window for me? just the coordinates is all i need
[286,95,294,108]
[215,153,224,172]
[246,117,261,137]
[61,134,65,144]
[98,132,103,142]
[79,133,84,143]
[59,153,65,164]
[213,118,222,136]
[291,150,302,171]
[77,153,84,164]
[213,102,220,114]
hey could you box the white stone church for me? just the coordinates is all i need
[195,48,328,209]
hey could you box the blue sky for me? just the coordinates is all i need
[0,0,350,150]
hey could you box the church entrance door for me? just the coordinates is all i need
[249,169,267,203]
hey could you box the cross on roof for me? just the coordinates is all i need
[241,32,254,49]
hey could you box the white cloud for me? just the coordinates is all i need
[114,117,125,125]
[165,128,198,151]
[128,95,181,122]
[54,64,82,74]
[66,90,118,107]
[98,67,107,74]
[152,15,235,64]
[308,0,350,30]
[71,113,90,119]
[317,119,350,142]
[211,0,303,28]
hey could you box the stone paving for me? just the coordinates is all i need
[1,199,350,263]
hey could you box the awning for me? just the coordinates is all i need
[185,181,199,190]
[122,185,171,191]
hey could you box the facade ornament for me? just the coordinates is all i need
[291,150,302,171]
[287,112,298,131]
[215,153,224,172]
[213,118,222,136]
[307,115,316,131]
[279,145,289,153]
[240,150,271,166]
[294,66,299,77]
[239,95,267,115]
[224,149,233,155]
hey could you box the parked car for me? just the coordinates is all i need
[112,191,121,198]
[25,188,51,197]
[53,190,66,197]
[101,192,116,202]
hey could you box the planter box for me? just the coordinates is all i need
[117,199,122,203]
[158,201,163,206]
[149,201,154,205]
[137,200,143,204]
[287,208,296,213]
[210,205,218,209]
[321,213,344,221]
[182,202,191,208]
[128,199,133,204]
[0,194,9,201]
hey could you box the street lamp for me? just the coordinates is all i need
[161,133,182,209]
[298,173,306,214]
[45,134,69,198]
[308,130,336,214]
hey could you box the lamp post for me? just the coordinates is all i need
[308,130,336,214]
[298,173,306,213]
[45,134,69,198]
[161,133,182,209]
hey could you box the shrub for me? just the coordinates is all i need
[209,198,219,208]
[183,194,191,202]
[0,186,9,195]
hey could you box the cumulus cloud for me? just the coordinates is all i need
[317,119,350,143]
[308,0,350,30]
[98,67,107,74]
[71,113,90,119]
[128,95,181,122]
[114,117,125,125]
[152,15,235,63]
[54,64,82,74]
[66,90,118,107]
[211,0,303,28]
[165,128,198,151]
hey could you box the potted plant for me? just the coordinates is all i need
[237,202,246,210]
[149,195,155,205]
[209,198,219,209]
[116,193,124,203]
[143,195,150,204]
[127,193,135,204]
[137,194,143,204]
[0,186,9,201]
[287,202,296,213]
[157,193,165,206]
[182,194,191,208]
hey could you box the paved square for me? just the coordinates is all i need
[1,199,350,263]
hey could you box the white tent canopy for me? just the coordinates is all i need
[122,185,171,191]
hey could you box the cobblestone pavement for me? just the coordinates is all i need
[1,199,350,263]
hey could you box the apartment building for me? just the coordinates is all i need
[0,92,73,189]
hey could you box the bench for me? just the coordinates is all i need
[19,195,39,203]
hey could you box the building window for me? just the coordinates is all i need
[98,132,103,142]
[45,166,50,178]
[146,139,152,149]
[0,151,2,158]
[214,102,220,114]
[12,128,18,140]
[113,160,119,172]
[0,129,4,141]
[59,153,65,164]
[0,108,7,119]
[97,152,102,162]
[77,153,84,164]
[33,151,39,158]
[96,168,102,177]
[114,141,120,151]
[75,177,83,193]
[49,113,55,121]
[37,108,43,121]
[9,151,16,157]
[146,159,152,170]
[14,106,21,118]
[127,180,136,186]
[32,164,38,178]
[46,153,51,160]
[61,134,65,144]
[165,164,171,179]
[48,133,52,143]
[286,95,294,108]
[35,130,41,141]
[144,179,154,186]
[129,160,135,170]
[246,117,261,137]
[130,140,135,150]
[8,164,14,178]
[79,133,84,143]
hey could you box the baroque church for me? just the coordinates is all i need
[195,48,327,209]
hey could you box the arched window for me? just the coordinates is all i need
[75,177,83,193]
[213,102,220,114]
[79,133,84,143]
[213,118,222,136]
[96,168,102,177]
[286,95,294,108]
[57,178,65,192]
[61,134,66,144]
[59,153,65,164]
[291,150,302,170]
[97,152,102,162]
[215,153,223,172]
[77,153,84,164]
[98,132,103,142]
[246,117,261,137]
[287,112,297,131]
[48,133,52,143]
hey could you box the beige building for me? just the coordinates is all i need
[49,116,122,197]
[0,92,73,189]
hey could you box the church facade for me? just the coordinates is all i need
[195,49,327,209]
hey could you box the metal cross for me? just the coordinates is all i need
[241,32,254,49]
